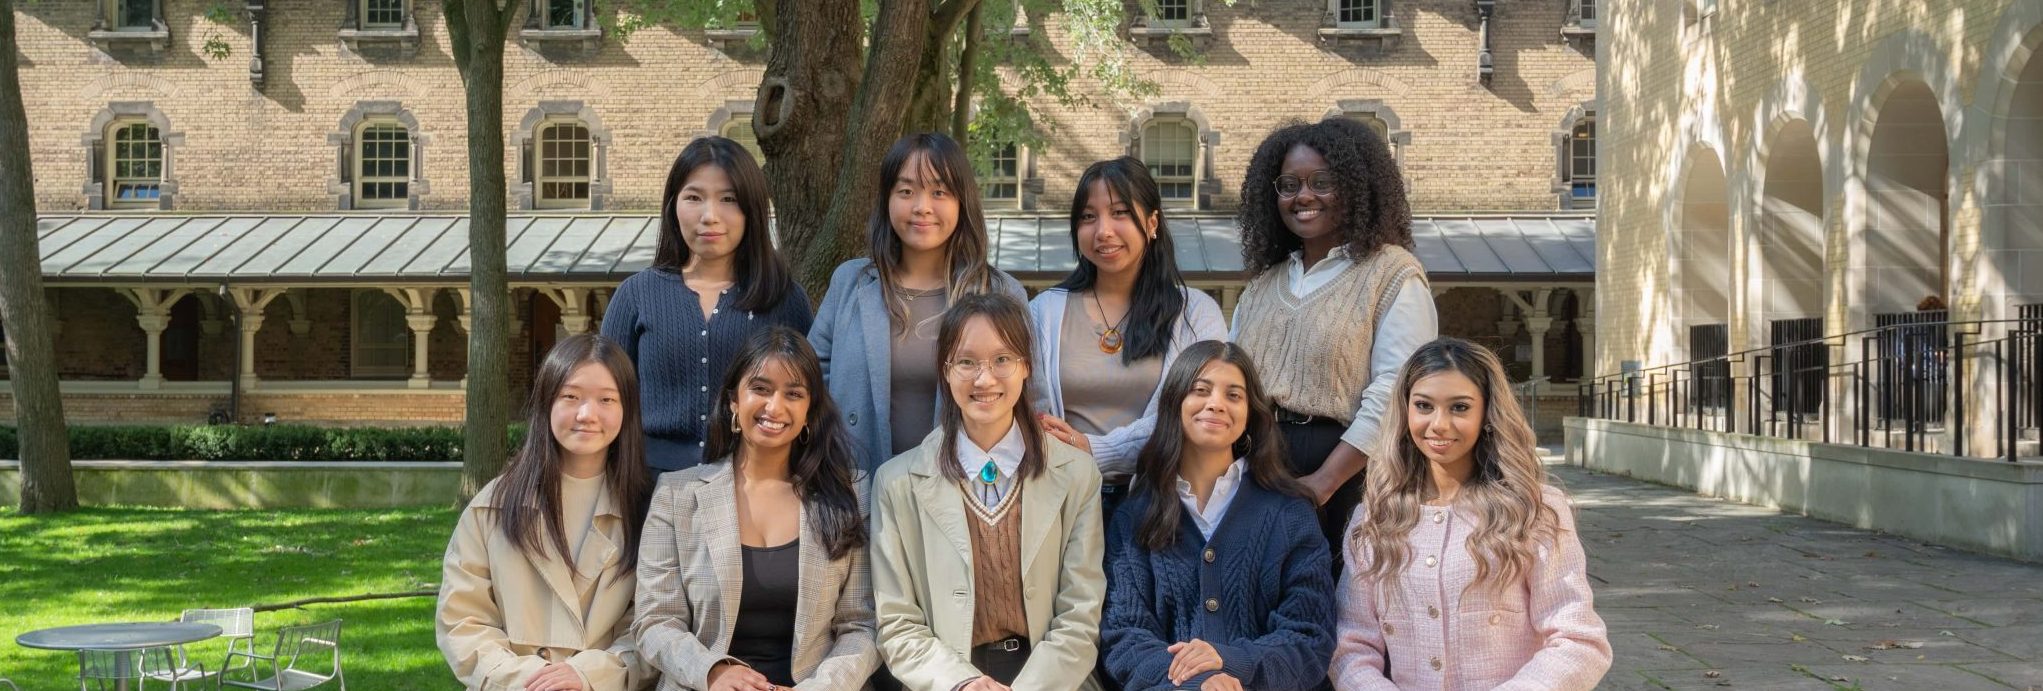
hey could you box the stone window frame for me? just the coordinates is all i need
[706,101,764,163]
[89,0,170,57]
[339,0,421,58]
[1319,0,1400,49]
[1129,0,1211,47]
[1552,103,1598,210]
[328,101,429,210]
[1326,0,1392,30]
[980,141,1026,210]
[521,0,603,57]
[1567,0,1597,30]
[350,288,410,379]
[82,102,181,211]
[1123,102,1220,211]
[512,102,612,211]
[1325,100,1412,191]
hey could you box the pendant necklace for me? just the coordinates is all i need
[978,460,1001,485]
[1092,290,1126,355]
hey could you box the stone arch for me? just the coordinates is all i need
[326,101,431,210]
[80,101,183,210]
[1844,29,1964,324]
[1973,2,2043,321]
[509,101,614,210]
[1121,101,1221,210]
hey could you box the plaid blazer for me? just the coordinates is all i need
[1330,486,1610,690]
[633,461,879,690]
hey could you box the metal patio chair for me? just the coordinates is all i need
[177,607,258,683]
[79,646,209,691]
[220,619,345,691]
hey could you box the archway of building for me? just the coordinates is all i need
[1677,145,1733,416]
[2001,39,2043,316]
[1757,120,1828,426]
[1862,79,1948,317]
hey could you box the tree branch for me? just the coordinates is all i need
[930,0,981,41]
[951,2,981,142]
[250,589,438,613]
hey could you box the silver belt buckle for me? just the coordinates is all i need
[999,638,1022,652]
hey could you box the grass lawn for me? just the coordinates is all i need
[0,506,465,690]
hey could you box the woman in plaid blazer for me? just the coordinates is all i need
[635,327,880,690]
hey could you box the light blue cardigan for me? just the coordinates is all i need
[1027,286,1228,476]
[809,258,1030,473]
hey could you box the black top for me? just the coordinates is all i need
[729,539,801,686]
[600,268,814,471]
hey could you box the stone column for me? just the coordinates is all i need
[537,287,592,337]
[227,288,287,391]
[406,313,437,388]
[120,288,190,390]
[1576,288,1596,379]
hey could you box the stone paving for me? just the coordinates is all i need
[1553,462,2043,690]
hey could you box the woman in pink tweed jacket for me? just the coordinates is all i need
[1331,338,1610,690]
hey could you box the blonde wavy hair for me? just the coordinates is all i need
[1352,337,1560,600]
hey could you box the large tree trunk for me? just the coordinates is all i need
[755,0,863,299]
[0,0,77,514]
[447,0,518,502]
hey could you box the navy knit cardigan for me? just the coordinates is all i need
[1101,477,1337,690]
[600,267,812,471]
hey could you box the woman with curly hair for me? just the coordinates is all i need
[1229,116,1438,571]
[1331,338,1608,689]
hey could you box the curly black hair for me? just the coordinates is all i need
[1236,117,1413,277]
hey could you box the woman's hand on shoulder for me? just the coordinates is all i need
[1036,414,1092,455]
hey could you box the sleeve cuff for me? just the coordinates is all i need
[1210,641,1258,686]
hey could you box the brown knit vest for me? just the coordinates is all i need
[964,484,1029,646]
[1234,246,1426,422]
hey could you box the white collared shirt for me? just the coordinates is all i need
[1175,459,1247,539]
[955,423,1025,508]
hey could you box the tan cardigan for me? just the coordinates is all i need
[870,429,1106,691]
[436,477,649,691]
[632,461,879,690]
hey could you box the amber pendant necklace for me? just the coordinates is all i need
[1092,290,1126,355]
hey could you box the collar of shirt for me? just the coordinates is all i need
[1285,245,1356,299]
[1175,458,1247,537]
[953,423,1025,480]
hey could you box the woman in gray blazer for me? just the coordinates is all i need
[635,327,878,690]
[810,132,1028,474]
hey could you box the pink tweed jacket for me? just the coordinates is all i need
[1330,486,1610,690]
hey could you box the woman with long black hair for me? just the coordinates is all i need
[603,136,811,474]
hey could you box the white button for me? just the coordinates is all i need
[712,309,719,314]
[700,330,708,336]
[1432,512,1444,523]
[699,415,706,420]
[1489,614,1502,625]
[698,441,705,447]
[1425,556,1437,567]
[700,357,708,364]
[700,386,708,392]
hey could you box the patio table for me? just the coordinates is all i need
[16,622,222,690]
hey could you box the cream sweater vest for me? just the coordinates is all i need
[1234,246,1426,422]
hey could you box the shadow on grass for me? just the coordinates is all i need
[0,507,464,690]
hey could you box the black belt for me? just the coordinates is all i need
[1276,407,1342,426]
[970,636,1030,685]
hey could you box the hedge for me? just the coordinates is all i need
[0,424,528,462]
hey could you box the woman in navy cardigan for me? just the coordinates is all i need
[1102,340,1336,691]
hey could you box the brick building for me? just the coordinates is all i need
[6,0,1600,431]
[1594,0,2043,457]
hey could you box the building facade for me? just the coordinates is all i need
[1596,0,2043,457]
[6,0,1600,432]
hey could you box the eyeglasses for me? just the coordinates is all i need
[945,355,1025,380]
[1274,172,1338,199]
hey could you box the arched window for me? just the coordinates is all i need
[107,121,163,209]
[354,121,412,209]
[1142,118,1200,208]
[536,120,593,209]
[1567,114,1597,209]
[719,118,764,163]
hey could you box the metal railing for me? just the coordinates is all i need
[1577,314,2043,463]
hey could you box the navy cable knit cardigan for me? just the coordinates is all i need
[1101,477,1337,690]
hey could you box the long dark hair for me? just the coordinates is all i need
[496,334,652,570]
[868,132,999,333]
[705,327,869,560]
[935,292,1047,483]
[1236,117,1412,277]
[1053,157,1188,364]
[654,135,794,313]
[1133,340,1310,550]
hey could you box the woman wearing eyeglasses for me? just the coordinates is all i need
[869,293,1106,691]
[1230,117,1437,574]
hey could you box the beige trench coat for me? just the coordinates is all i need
[436,477,649,691]
[869,430,1107,691]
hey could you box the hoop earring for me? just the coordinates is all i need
[797,425,811,445]
[731,411,743,435]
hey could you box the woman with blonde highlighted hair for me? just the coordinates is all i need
[1330,338,1609,690]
